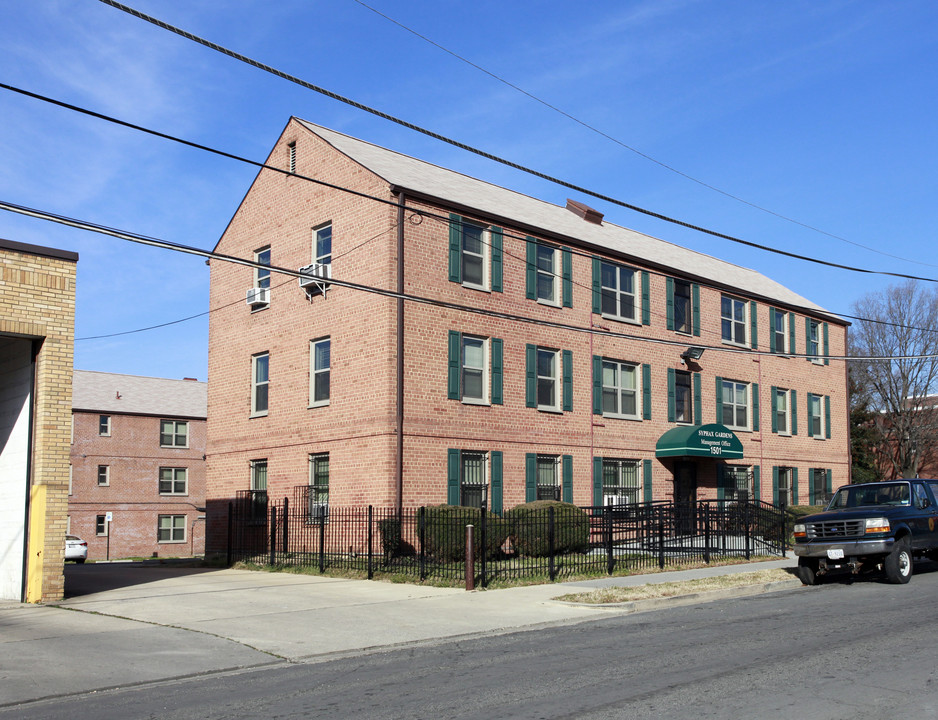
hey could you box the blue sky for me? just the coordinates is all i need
[2,1,937,381]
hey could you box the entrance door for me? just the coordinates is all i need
[673,461,698,535]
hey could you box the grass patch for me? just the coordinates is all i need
[555,568,795,604]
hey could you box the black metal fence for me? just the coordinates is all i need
[227,488,788,586]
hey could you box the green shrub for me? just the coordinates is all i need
[378,517,415,560]
[421,505,510,562]
[506,501,590,557]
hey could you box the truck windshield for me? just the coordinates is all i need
[828,483,910,509]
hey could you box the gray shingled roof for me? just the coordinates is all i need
[297,119,836,319]
[72,370,206,418]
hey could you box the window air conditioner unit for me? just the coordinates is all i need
[246,287,270,306]
[298,262,332,288]
[308,502,328,520]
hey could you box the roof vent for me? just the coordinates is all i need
[565,199,603,225]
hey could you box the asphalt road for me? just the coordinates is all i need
[9,566,938,719]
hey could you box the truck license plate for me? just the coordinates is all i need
[827,549,845,560]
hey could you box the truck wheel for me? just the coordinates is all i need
[798,558,820,586]
[885,537,912,584]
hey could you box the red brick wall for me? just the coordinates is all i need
[69,410,206,560]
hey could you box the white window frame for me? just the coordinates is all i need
[160,419,189,448]
[97,465,109,487]
[536,454,561,501]
[602,458,641,505]
[775,388,791,435]
[461,335,489,405]
[536,347,561,412]
[808,393,824,438]
[99,414,111,436]
[777,467,793,507]
[308,453,329,520]
[96,514,108,536]
[723,465,752,504]
[773,310,788,354]
[674,369,693,424]
[600,261,638,323]
[460,450,488,508]
[673,280,692,335]
[459,220,489,291]
[721,379,750,431]
[254,246,271,290]
[157,514,187,543]
[159,467,188,496]
[807,320,822,364]
[721,295,747,346]
[313,222,332,268]
[251,352,269,417]
[535,244,560,306]
[601,359,639,420]
[309,338,331,408]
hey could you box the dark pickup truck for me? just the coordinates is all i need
[793,480,938,585]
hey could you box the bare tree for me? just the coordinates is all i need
[851,280,938,479]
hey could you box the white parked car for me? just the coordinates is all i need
[65,535,87,563]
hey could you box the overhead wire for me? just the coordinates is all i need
[94,1,938,284]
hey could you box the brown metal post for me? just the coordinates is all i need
[465,524,475,591]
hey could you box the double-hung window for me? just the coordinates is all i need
[537,348,560,410]
[448,215,502,292]
[807,320,820,361]
[602,459,641,505]
[97,465,109,486]
[527,345,572,412]
[721,295,747,346]
[460,221,488,290]
[308,453,329,521]
[536,455,560,501]
[674,370,692,423]
[313,223,332,271]
[600,262,637,322]
[461,335,487,402]
[602,360,639,419]
[249,459,268,524]
[254,247,271,290]
[448,332,502,405]
[526,239,571,307]
[99,414,111,436]
[720,379,750,430]
[536,245,559,305]
[460,450,487,508]
[771,309,788,354]
[807,393,830,438]
[160,420,188,448]
[251,353,269,416]
[310,338,330,407]
[96,515,108,536]
[775,467,794,507]
[674,280,691,334]
[448,449,504,512]
[773,388,792,435]
[157,515,186,543]
[810,468,831,505]
[159,467,188,495]
[722,465,752,504]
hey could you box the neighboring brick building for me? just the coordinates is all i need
[205,119,850,553]
[70,371,207,560]
[0,238,77,603]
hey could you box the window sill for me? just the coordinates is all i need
[461,282,491,293]
[249,305,270,314]
[160,445,190,450]
[158,539,187,544]
[537,406,564,414]
[249,412,269,419]
[536,298,561,309]
[603,413,642,422]
[159,493,190,497]
[721,339,749,349]
[461,398,490,407]
[308,400,330,409]
[601,312,640,326]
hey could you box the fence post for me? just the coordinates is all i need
[658,517,665,569]
[269,504,277,566]
[703,503,710,564]
[226,501,233,567]
[465,524,475,591]
[282,497,289,556]
[745,502,752,560]
[781,502,788,554]
[318,504,326,573]
[548,506,556,581]
[606,506,614,575]
[367,505,374,580]
[419,506,426,581]
[480,507,487,588]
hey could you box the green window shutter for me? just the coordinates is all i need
[490,226,503,293]
[447,449,461,505]
[752,465,761,502]
[769,308,776,353]
[789,312,796,356]
[667,368,676,422]
[562,248,573,308]
[826,469,832,494]
[808,468,816,503]
[562,455,573,503]
[525,238,536,300]
[717,464,726,501]
[751,383,759,432]
[562,350,574,412]
[592,355,602,415]
[693,373,702,425]
[824,395,831,439]
[592,457,603,506]
[792,468,799,505]
[448,214,461,283]
[666,277,675,330]
[790,390,798,435]
[805,317,811,359]
[447,330,461,400]
[807,394,815,438]
[642,364,652,420]
[823,322,830,365]
[715,376,724,424]
[490,451,503,515]
[525,453,536,502]
[772,466,779,506]
[491,338,503,405]
[692,284,701,336]
[750,301,758,349]
[525,344,536,408]
[770,386,778,433]
[591,257,601,314]
[641,271,650,325]
[643,459,652,502]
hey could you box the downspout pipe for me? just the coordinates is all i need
[396,192,405,514]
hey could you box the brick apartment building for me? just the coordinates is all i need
[70,371,207,560]
[205,118,849,553]
[1,238,77,602]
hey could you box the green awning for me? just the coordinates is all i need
[655,423,744,459]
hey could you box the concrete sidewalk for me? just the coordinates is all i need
[0,557,799,707]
